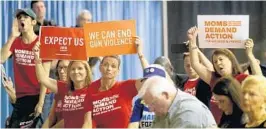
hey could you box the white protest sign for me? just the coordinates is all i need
[197,15,249,48]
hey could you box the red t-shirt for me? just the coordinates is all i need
[183,78,199,96]
[57,81,90,128]
[210,73,248,124]
[234,73,248,83]
[9,37,49,98]
[86,79,137,128]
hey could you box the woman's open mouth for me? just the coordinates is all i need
[21,23,25,28]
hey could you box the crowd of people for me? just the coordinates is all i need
[1,0,266,128]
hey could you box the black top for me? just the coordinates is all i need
[34,19,57,35]
[261,64,266,77]
[174,73,188,89]
[175,74,212,108]
[248,64,266,77]
[219,105,245,128]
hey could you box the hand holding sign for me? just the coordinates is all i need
[40,20,136,60]
[84,20,136,57]
[197,15,249,48]
[134,36,143,56]
[40,27,87,60]
[32,41,41,62]
[244,38,254,56]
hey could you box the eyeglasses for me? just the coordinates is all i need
[57,66,68,71]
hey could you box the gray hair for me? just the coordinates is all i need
[153,56,174,78]
[138,76,177,98]
[78,9,92,18]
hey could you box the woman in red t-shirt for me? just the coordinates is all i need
[42,60,70,128]
[33,43,93,128]
[187,27,261,124]
[82,37,158,128]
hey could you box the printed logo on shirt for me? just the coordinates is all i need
[62,94,86,111]
[92,94,121,116]
[140,111,155,128]
[14,49,35,66]
[57,100,62,107]
[55,100,63,112]
[184,87,196,96]
[220,123,230,128]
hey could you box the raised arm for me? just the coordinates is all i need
[135,37,149,69]
[0,18,21,63]
[33,41,58,93]
[188,26,213,84]
[245,38,262,75]
[197,49,214,71]
[134,37,150,91]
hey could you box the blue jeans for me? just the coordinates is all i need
[36,93,54,128]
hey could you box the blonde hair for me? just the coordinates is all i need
[66,61,93,91]
[241,75,266,124]
[242,75,266,99]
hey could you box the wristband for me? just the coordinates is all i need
[190,46,198,50]
[35,59,42,64]
[138,54,144,59]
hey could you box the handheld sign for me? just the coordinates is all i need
[39,26,87,60]
[197,15,249,48]
[83,20,137,57]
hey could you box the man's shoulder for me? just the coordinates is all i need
[174,73,188,89]
[169,107,216,128]
[174,92,209,113]
[43,19,57,26]
[175,73,188,80]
